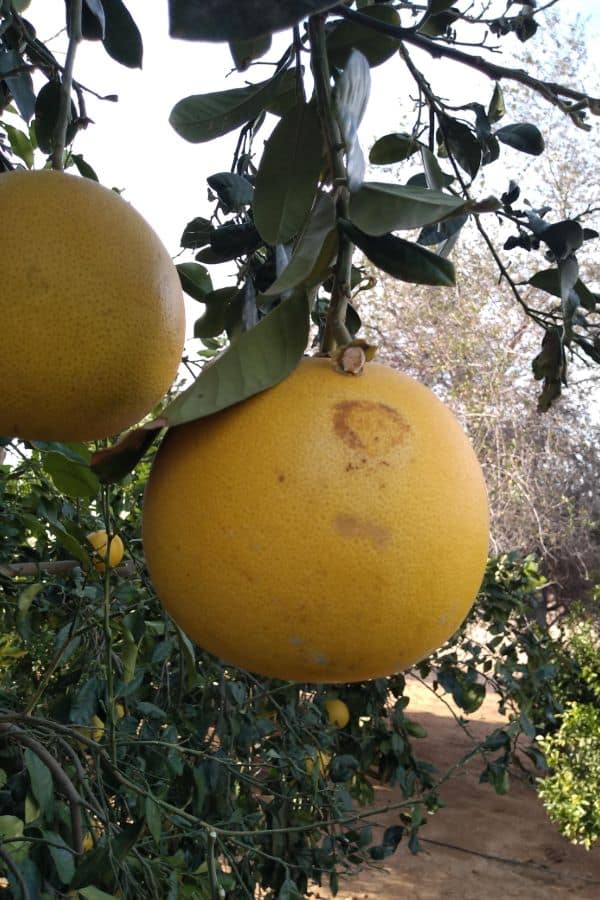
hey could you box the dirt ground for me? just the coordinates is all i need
[317,677,600,900]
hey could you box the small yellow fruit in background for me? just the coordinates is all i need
[87,530,124,571]
[325,698,350,729]
[82,832,94,852]
[115,702,126,719]
[90,715,105,741]
[305,750,331,776]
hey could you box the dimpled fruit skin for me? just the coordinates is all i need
[142,357,489,683]
[0,169,185,441]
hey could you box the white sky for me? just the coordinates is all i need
[15,1,600,330]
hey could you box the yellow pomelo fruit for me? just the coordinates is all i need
[90,714,105,741]
[0,169,185,441]
[142,357,489,683]
[86,530,124,571]
[325,698,350,729]
[115,702,126,719]
[82,831,94,852]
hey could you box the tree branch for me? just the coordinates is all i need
[333,5,600,128]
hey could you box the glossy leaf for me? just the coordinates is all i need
[230,34,272,71]
[43,829,75,884]
[207,172,254,211]
[369,132,421,165]
[264,193,338,295]
[487,82,505,123]
[194,288,239,338]
[170,68,296,143]
[495,122,544,155]
[24,749,53,813]
[342,220,455,286]
[327,4,401,69]
[349,182,464,236]
[169,0,338,41]
[0,49,36,122]
[70,153,99,181]
[529,268,596,312]
[101,0,144,69]
[210,223,262,260]
[438,115,481,179]
[253,100,323,245]
[164,290,310,427]
[33,81,78,154]
[180,216,213,249]
[3,123,34,168]
[43,452,100,499]
[177,262,213,301]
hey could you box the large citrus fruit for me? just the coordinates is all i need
[142,357,489,683]
[0,169,185,441]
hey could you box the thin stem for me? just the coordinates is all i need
[51,0,82,170]
[308,15,353,352]
[333,5,600,128]
[207,830,220,900]
[100,485,117,765]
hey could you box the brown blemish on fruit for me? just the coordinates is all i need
[332,401,410,457]
[277,473,286,483]
[334,513,392,548]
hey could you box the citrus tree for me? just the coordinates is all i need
[1,1,599,897]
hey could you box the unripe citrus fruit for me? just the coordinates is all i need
[90,714,105,742]
[0,169,185,441]
[325,698,350,728]
[87,530,124,571]
[143,357,489,683]
[305,750,331,776]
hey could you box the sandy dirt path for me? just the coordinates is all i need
[317,678,600,899]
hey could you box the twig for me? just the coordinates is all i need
[0,724,83,854]
[51,0,82,169]
[0,559,136,578]
[333,5,600,128]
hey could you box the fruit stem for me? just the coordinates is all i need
[51,0,82,171]
[308,15,354,354]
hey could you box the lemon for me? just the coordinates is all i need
[143,357,488,683]
[0,169,185,441]
[325,698,350,728]
[86,530,124,571]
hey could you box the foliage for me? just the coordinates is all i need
[537,702,600,850]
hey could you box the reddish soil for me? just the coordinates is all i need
[318,677,600,899]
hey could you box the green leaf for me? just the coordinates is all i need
[30,441,91,464]
[43,452,100,499]
[487,82,505,123]
[341,220,456,286]
[407,171,454,189]
[207,172,254,212]
[539,220,583,260]
[180,216,213,249]
[495,122,544,155]
[327,4,401,69]
[78,0,106,40]
[349,182,464,235]
[193,288,239,338]
[164,290,310,427]
[421,146,446,191]
[3,123,34,168]
[0,50,36,122]
[43,829,75,884]
[369,132,421,165]
[0,815,29,862]
[230,34,272,71]
[253,100,323,245]
[169,68,296,143]
[101,0,143,68]
[70,153,100,181]
[277,878,303,900]
[24,749,53,815]
[264,193,337,295]
[529,269,596,311]
[16,583,44,642]
[420,6,459,36]
[79,889,120,900]
[144,796,162,846]
[210,223,262,260]
[177,262,213,301]
[91,425,161,484]
[438,115,481,179]
[427,0,457,12]
[168,0,338,41]
[33,81,78,155]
